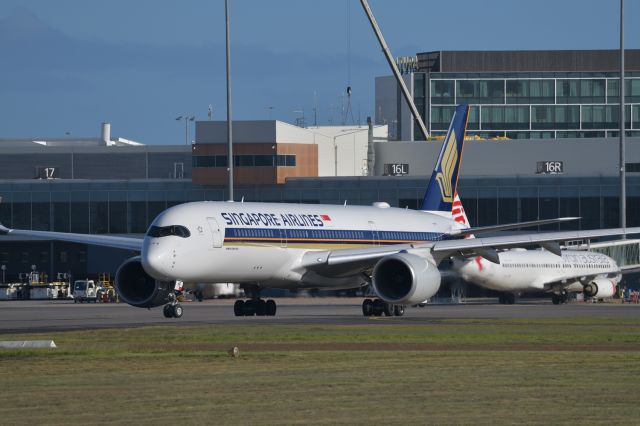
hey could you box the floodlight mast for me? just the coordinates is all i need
[620,0,626,237]
[359,0,429,140]
[225,0,234,202]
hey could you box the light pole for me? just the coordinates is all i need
[620,0,626,237]
[332,128,369,176]
[225,0,234,202]
[176,115,195,145]
[266,106,275,119]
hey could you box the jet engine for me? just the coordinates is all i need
[372,252,441,305]
[115,256,175,308]
[583,278,616,299]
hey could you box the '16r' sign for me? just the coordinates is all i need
[536,161,563,175]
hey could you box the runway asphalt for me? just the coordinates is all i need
[0,298,639,334]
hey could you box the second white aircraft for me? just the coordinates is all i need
[450,194,622,304]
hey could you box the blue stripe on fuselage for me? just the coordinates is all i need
[223,227,447,245]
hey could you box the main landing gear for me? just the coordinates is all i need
[362,298,405,317]
[498,293,516,304]
[234,299,277,316]
[551,291,569,305]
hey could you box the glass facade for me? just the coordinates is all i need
[193,154,296,168]
[1,176,639,235]
[425,73,639,139]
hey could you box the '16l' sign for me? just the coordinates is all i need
[383,163,409,176]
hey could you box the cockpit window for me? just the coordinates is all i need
[147,225,191,238]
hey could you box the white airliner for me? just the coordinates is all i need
[1,105,637,318]
[450,194,621,304]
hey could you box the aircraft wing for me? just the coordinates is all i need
[449,217,579,237]
[430,228,640,257]
[307,227,640,269]
[0,223,143,251]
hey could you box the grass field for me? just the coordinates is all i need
[1,317,640,425]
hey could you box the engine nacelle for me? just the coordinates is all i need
[115,256,174,308]
[583,278,617,298]
[372,252,441,305]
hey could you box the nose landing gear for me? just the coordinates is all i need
[162,293,183,318]
[163,303,183,318]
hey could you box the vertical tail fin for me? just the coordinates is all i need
[420,104,470,212]
[451,192,471,228]
[452,192,475,238]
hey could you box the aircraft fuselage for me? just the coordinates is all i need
[142,201,460,288]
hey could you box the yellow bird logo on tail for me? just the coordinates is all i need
[435,129,458,203]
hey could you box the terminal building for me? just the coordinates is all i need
[1,49,639,289]
[376,49,640,141]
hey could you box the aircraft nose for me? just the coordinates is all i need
[141,239,172,280]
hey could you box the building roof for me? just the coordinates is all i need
[195,120,387,145]
[0,137,143,149]
[417,49,640,73]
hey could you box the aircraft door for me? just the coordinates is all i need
[278,228,287,248]
[368,221,379,246]
[206,217,223,248]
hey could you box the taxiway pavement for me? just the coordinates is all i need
[0,298,639,334]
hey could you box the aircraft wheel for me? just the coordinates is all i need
[256,299,267,316]
[498,294,505,304]
[372,299,385,316]
[266,299,277,316]
[163,304,173,318]
[233,300,245,316]
[393,305,405,317]
[506,293,516,305]
[362,299,373,316]
[384,303,395,316]
[172,304,183,318]
[243,300,256,316]
[551,294,561,305]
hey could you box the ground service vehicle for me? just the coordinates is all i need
[73,279,100,303]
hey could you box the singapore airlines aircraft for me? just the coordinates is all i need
[450,194,621,305]
[1,105,637,318]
